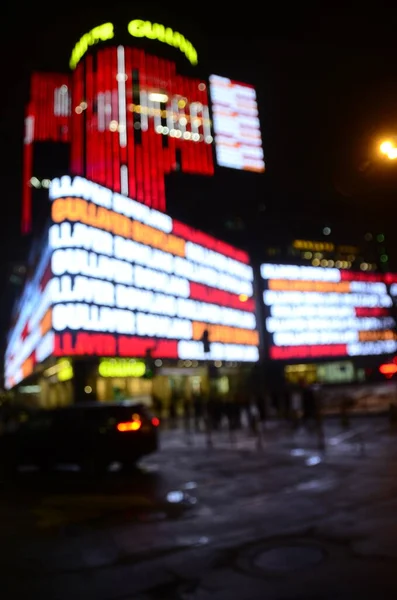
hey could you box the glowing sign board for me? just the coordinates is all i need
[69,21,197,71]
[209,75,265,173]
[69,23,114,70]
[261,263,397,360]
[127,20,197,65]
[57,359,74,381]
[4,245,54,389]
[5,177,258,388]
[293,240,335,252]
[23,47,213,233]
[99,358,146,378]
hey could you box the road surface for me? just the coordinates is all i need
[1,419,397,599]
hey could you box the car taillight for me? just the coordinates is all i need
[152,417,160,427]
[117,413,142,432]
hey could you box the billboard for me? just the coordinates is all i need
[209,75,265,173]
[4,246,54,390]
[5,177,259,388]
[22,46,214,233]
[260,263,397,360]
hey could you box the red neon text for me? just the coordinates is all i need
[340,271,384,283]
[270,344,347,360]
[118,336,178,358]
[355,307,390,317]
[189,282,255,311]
[172,220,249,264]
[54,333,117,356]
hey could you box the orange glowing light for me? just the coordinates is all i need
[268,279,351,293]
[239,294,248,302]
[192,321,259,346]
[117,420,142,432]
[40,309,52,336]
[379,364,397,377]
[51,198,186,257]
[359,330,396,342]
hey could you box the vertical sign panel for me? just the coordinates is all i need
[209,74,265,173]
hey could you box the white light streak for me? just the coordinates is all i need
[120,165,128,196]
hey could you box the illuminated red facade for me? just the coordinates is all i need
[22,46,214,232]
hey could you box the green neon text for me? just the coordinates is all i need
[69,23,115,70]
[98,359,146,378]
[127,20,198,66]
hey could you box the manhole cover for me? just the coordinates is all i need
[254,545,324,572]
[236,539,327,578]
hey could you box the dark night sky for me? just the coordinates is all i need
[2,3,397,259]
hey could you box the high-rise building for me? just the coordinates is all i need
[6,19,265,407]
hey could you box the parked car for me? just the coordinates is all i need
[0,402,160,476]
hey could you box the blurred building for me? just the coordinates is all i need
[5,19,265,408]
[6,19,397,412]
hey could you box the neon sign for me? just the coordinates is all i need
[4,244,54,389]
[69,21,197,71]
[261,263,397,360]
[22,47,213,234]
[47,176,258,362]
[5,176,258,388]
[57,359,74,381]
[99,358,146,378]
[69,23,114,70]
[293,240,335,252]
[209,75,265,172]
[127,20,197,65]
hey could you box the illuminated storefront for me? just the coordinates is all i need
[8,17,266,408]
[5,177,259,406]
[284,361,362,385]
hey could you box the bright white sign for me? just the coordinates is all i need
[5,176,259,388]
[5,246,53,389]
[209,75,265,173]
[261,262,397,360]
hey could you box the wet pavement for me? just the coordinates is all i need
[2,418,397,598]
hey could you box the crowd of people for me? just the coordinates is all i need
[151,381,321,433]
[0,381,321,436]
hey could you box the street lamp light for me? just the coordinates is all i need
[380,140,393,155]
[379,139,397,159]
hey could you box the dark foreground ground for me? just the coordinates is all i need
[2,417,397,599]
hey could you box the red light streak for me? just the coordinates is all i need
[340,271,384,282]
[54,333,117,356]
[385,273,397,284]
[189,282,255,312]
[355,307,390,317]
[22,47,215,232]
[39,262,52,292]
[22,128,33,234]
[72,64,84,175]
[118,336,178,358]
[86,55,94,182]
[21,73,71,232]
[270,345,348,360]
[172,220,250,263]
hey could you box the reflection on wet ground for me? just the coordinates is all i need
[3,420,397,598]
[1,464,196,531]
